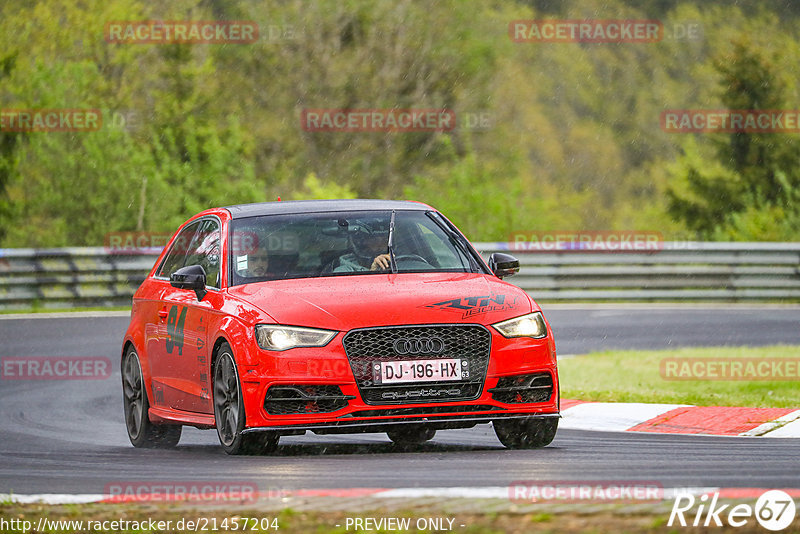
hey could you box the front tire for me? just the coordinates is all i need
[493,417,558,449]
[213,343,279,455]
[122,346,181,448]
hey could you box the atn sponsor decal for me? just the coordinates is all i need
[422,294,515,318]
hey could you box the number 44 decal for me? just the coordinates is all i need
[166,305,187,356]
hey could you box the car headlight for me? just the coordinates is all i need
[492,312,548,339]
[255,325,337,351]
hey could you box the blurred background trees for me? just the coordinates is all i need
[0,0,798,245]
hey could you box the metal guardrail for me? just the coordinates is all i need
[482,242,800,301]
[0,247,157,310]
[0,242,799,309]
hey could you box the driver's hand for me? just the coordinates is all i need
[370,253,391,271]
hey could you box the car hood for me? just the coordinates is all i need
[226,272,534,330]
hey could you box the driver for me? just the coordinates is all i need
[333,222,392,272]
[239,251,270,277]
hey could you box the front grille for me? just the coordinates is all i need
[489,372,553,404]
[342,324,491,404]
[264,385,354,415]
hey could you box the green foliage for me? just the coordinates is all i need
[0,51,22,242]
[1,0,799,245]
[290,173,357,201]
[667,32,800,239]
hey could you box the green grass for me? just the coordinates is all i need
[0,502,705,534]
[559,345,800,408]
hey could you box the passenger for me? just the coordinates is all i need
[237,249,270,278]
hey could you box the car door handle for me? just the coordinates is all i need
[158,308,169,319]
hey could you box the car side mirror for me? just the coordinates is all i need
[488,252,520,279]
[170,264,207,300]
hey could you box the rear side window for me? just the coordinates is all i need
[156,218,222,288]
[185,219,222,288]
[157,221,201,279]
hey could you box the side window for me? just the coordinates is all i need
[413,219,469,270]
[157,221,201,279]
[184,219,221,288]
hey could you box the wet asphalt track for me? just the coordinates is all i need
[0,306,798,494]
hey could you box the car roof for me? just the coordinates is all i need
[224,199,432,219]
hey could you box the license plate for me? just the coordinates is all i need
[372,358,468,385]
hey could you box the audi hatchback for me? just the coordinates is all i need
[121,199,560,454]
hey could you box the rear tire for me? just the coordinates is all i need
[493,417,558,449]
[213,343,279,455]
[122,347,181,448]
[387,425,436,446]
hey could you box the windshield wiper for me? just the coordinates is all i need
[387,209,398,273]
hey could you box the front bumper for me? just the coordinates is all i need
[238,327,559,432]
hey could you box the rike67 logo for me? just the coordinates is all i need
[669,490,796,531]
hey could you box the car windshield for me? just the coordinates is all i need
[229,210,479,284]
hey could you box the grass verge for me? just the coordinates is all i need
[559,345,800,407]
[0,501,773,534]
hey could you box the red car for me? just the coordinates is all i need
[121,200,559,454]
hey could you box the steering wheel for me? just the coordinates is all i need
[394,254,431,265]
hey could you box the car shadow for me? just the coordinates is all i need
[171,439,505,457]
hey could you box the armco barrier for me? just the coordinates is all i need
[487,241,800,301]
[0,242,798,309]
[0,247,158,310]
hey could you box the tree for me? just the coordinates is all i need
[0,52,21,242]
[667,37,800,239]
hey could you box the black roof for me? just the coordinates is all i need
[224,199,431,219]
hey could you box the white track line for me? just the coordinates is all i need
[0,487,723,505]
[740,410,800,437]
[759,413,800,438]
